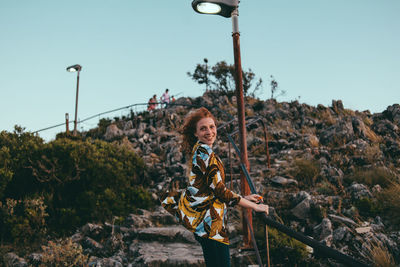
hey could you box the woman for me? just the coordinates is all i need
[162,107,268,267]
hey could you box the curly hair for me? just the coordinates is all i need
[181,107,216,155]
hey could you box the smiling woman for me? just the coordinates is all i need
[194,117,216,146]
[161,107,269,267]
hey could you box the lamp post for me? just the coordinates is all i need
[66,64,82,136]
[192,0,253,248]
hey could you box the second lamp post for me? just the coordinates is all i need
[66,64,82,136]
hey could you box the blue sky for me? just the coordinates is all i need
[1,0,399,141]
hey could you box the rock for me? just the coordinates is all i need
[321,165,344,185]
[355,227,372,234]
[293,191,311,204]
[104,124,124,140]
[331,100,344,113]
[81,223,104,239]
[136,226,196,244]
[88,256,123,267]
[123,120,133,131]
[270,176,298,186]
[82,237,104,256]
[3,253,28,267]
[129,241,204,267]
[314,218,333,241]
[328,214,358,227]
[124,213,154,229]
[333,226,350,242]
[26,253,42,266]
[348,183,372,200]
[319,119,354,145]
[291,196,311,220]
[384,104,400,125]
[352,117,368,139]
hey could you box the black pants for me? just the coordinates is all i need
[194,234,231,267]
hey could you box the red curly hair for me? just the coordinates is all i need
[181,107,216,155]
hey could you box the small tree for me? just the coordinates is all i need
[187,59,262,96]
[270,75,285,100]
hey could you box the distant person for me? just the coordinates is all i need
[147,94,157,111]
[171,95,176,102]
[161,89,170,108]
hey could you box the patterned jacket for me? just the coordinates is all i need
[161,141,241,245]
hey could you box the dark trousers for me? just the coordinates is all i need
[194,234,231,267]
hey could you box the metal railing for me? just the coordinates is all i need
[220,117,371,267]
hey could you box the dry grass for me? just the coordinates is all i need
[364,144,383,164]
[365,126,383,143]
[349,167,398,188]
[366,240,395,267]
[291,158,320,186]
[319,109,336,126]
[377,182,400,227]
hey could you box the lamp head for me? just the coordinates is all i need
[66,64,82,72]
[192,0,239,18]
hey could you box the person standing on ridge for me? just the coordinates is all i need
[161,88,170,108]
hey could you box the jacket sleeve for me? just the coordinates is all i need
[192,144,241,206]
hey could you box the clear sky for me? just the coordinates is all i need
[1,0,399,141]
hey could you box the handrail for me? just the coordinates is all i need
[34,101,234,134]
[222,118,371,267]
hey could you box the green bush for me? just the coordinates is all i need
[291,158,320,186]
[355,197,381,217]
[0,127,154,238]
[0,197,48,250]
[376,182,400,228]
[253,224,308,265]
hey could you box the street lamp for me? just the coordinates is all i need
[66,64,82,136]
[192,0,238,17]
[192,0,253,248]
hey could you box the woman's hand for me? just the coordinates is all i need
[244,194,263,203]
[254,203,269,215]
[238,196,269,215]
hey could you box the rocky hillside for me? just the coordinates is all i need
[5,91,400,266]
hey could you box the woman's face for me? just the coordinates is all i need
[195,117,217,147]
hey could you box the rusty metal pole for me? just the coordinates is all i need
[73,69,80,136]
[231,7,252,248]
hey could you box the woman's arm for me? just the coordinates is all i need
[238,197,269,214]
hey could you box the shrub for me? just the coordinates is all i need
[253,225,308,265]
[291,158,320,186]
[39,238,88,267]
[316,180,337,196]
[376,182,400,228]
[347,167,398,188]
[355,197,381,217]
[0,129,155,237]
[0,197,48,250]
[0,146,13,199]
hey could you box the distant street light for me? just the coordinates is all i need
[66,64,82,136]
[191,0,253,248]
